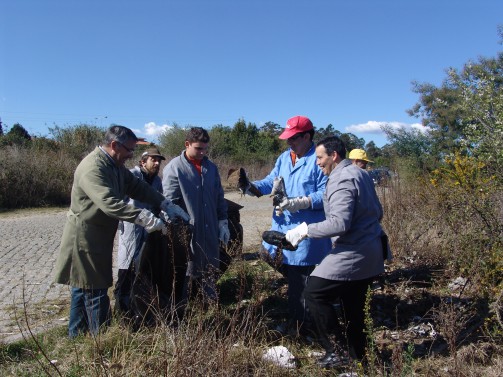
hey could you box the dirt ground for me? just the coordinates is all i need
[224,190,274,249]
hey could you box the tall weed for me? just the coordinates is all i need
[0,145,76,208]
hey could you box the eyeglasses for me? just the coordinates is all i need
[116,141,136,153]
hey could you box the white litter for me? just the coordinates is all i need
[448,277,468,291]
[262,345,296,369]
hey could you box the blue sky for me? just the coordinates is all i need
[1,0,501,147]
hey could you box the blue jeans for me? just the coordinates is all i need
[69,287,111,338]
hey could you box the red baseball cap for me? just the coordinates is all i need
[279,116,314,140]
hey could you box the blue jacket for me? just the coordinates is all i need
[253,144,331,265]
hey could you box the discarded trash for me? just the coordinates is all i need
[262,345,296,368]
[448,277,468,291]
[408,322,437,338]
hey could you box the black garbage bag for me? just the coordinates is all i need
[219,199,244,274]
[262,230,297,251]
[129,219,192,328]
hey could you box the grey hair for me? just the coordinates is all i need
[104,125,138,145]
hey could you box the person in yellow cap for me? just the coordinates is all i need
[348,149,373,170]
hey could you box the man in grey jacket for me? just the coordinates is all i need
[286,136,385,367]
[162,127,229,304]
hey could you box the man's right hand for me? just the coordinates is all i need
[135,208,167,234]
[160,199,191,222]
[238,168,263,197]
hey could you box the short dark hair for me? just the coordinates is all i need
[186,127,210,143]
[316,136,346,159]
[104,125,137,145]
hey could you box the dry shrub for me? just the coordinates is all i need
[0,145,76,208]
[379,176,449,266]
[380,155,502,299]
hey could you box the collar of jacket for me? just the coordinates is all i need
[328,158,352,178]
[98,146,119,168]
[290,142,315,170]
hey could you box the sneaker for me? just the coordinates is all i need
[317,350,349,369]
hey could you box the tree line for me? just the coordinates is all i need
[1,28,502,206]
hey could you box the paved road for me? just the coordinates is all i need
[0,192,272,343]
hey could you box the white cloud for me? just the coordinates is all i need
[144,121,172,137]
[345,121,429,134]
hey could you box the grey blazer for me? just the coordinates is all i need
[308,159,385,281]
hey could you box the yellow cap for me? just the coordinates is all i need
[348,149,373,162]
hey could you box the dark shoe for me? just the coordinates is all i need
[273,322,289,335]
[317,350,349,369]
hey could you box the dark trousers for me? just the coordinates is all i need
[304,276,373,359]
[281,264,316,324]
[114,268,134,315]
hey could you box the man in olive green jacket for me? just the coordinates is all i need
[54,125,189,337]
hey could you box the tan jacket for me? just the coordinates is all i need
[54,147,165,289]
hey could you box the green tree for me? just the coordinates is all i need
[314,123,337,141]
[259,121,282,137]
[408,29,503,171]
[340,132,365,152]
[228,119,260,161]
[9,123,31,140]
[382,125,433,172]
[364,140,381,160]
[446,56,503,180]
[1,123,32,146]
[49,124,105,160]
[158,123,187,158]
[208,124,232,159]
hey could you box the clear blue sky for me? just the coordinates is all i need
[1,0,501,147]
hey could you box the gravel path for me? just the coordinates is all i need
[0,192,273,343]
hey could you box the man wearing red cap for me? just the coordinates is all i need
[242,115,331,335]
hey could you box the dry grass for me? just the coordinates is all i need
[1,171,502,376]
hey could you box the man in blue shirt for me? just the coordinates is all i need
[243,116,331,335]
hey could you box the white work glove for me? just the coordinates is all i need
[285,222,309,247]
[279,196,311,213]
[161,199,190,222]
[218,219,231,245]
[134,208,167,235]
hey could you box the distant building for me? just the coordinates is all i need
[136,138,151,146]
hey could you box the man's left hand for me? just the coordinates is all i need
[285,222,309,247]
[161,199,190,222]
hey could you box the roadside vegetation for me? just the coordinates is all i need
[0,31,501,376]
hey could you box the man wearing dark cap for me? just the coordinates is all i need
[242,116,331,336]
[114,146,166,317]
